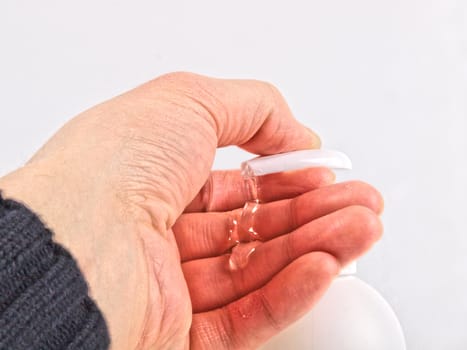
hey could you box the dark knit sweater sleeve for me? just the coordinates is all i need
[0,193,110,349]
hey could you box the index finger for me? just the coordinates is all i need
[185,167,335,213]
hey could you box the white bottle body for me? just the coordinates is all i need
[261,276,406,350]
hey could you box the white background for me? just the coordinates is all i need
[1,1,466,348]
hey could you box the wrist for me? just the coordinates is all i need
[0,164,151,349]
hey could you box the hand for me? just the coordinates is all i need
[0,72,383,349]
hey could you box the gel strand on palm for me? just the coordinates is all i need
[228,149,352,271]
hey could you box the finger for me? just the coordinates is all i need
[121,72,321,227]
[153,72,321,153]
[190,252,339,350]
[175,181,383,261]
[254,180,384,240]
[183,205,382,312]
[185,167,335,213]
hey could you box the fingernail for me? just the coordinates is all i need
[306,127,322,148]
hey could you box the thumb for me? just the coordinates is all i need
[104,72,321,229]
[153,72,321,155]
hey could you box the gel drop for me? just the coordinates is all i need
[227,149,353,271]
[228,197,262,270]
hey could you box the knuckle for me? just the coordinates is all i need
[147,72,205,98]
[347,205,383,241]
[154,72,223,135]
[318,254,340,276]
[261,80,282,98]
[155,71,199,85]
[348,181,385,213]
[308,252,341,278]
[259,81,284,111]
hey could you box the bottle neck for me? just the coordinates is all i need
[339,261,357,276]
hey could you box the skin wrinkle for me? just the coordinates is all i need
[184,93,222,145]
[120,141,188,219]
[192,314,230,350]
[160,95,206,118]
[288,196,300,232]
[120,182,173,235]
[190,251,274,314]
[134,227,158,350]
[133,118,186,150]
[158,290,192,350]
[190,78,275,149]
[202,173,215,213]
[219,305,239,350]
[190,79,227,141]
[0,72,384,349]
[282,232,295,266]
[268,117,296,152]
[208,173,230,212]
[238,95,272,150]
[120,158,169,198]
[177,213,231,263]
[199,220,213,261]
[205,214,228,258]
[131,97,216,165]
[141,103,217,191]
[127,126,188,169]
[141,243,167,349]
[155,74,221,142]
[241,83,287,151]
[257,290,282,333]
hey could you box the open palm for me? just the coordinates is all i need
[170,168,383,349]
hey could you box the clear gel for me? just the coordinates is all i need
[228,202,262,270]
[228,149,353,271]
[228,177,263,270]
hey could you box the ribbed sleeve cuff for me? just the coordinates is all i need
[0,193,110,349]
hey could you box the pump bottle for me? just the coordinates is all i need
[242,150,406,350]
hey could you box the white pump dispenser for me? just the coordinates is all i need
[242,150,406,350]
[261,263,406,350]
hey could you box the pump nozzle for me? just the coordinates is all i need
[241,149,352,177]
